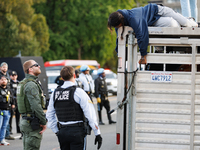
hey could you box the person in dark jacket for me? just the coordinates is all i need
[0,75,15,145]
[94,68,116,125]
[108,3,198,64]
[9,71,20,134]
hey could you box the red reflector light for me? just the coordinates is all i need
[116,133,120,144]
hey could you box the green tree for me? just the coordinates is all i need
[34,0,139,69]
[0,0,49,57]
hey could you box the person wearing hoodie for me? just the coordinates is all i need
[108,3,198,64]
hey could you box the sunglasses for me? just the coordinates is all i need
[30,63,39,68]
[27,63,39,73]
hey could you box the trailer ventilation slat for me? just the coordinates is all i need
[137,80,191,84]
[136,138,190,145]
[136,118,190,125]
[136,128,190,135]
[136,109,190,115]
[137,89,191,95]
[136,99,191,105]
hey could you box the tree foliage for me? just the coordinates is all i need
[0,0,148,70]
[0,0,49,57]
[33,0,144,69]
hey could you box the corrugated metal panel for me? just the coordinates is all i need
[135,69,193,149]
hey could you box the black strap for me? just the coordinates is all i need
[85,75,91,92]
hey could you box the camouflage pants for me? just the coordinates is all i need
[20,119,42,150]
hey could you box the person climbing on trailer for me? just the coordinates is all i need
[107,3,198,64]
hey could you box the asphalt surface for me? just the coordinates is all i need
[1,95,117,150]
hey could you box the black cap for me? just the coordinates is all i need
[75,70,80,75]
[11,71,17,76]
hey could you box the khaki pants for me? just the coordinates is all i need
[20,119,42,150]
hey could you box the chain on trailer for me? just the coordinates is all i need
[109,68,138,114]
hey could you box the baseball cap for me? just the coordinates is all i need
[11,71,17,76]
[0,62,8,67]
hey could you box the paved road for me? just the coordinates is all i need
[2,95,117,150]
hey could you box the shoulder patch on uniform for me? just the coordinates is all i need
[30,87,39,96]
[88,99,93,104]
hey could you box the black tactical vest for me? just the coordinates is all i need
[53,86,84,122]
[0,87,11,110]
[97,77,107,95]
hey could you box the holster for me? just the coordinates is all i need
[30,117,40,131]
[57,122,61,130]
[84,118,92,135]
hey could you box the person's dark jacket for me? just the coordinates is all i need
[115,3,161,56]
[94,76,108,98]
[0,86,14,110]
[10,79,19,106]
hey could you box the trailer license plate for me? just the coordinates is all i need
[151,72,172,82]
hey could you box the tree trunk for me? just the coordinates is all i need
[78,47,81,60]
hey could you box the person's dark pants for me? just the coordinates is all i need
[9,109,14,133]
[57,126,86,150]
[5,109,13,137]
[15,107,21,133]
[97,95,112,122]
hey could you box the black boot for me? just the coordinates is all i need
[98,111,105,125]
[107,112,116,124]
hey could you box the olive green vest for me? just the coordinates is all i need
[17,78,45,114]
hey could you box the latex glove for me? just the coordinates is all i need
[138,55,147,64]
[94,134,102,149]
[97,97,101,103]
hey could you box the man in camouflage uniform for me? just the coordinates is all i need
[17,60,47,150]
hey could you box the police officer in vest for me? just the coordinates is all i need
[17,60,47,150]
[79,65,94,101]
[0,75,15,146]
[46,66,102,150]
[9,71,20,134]
[94,68,116,125]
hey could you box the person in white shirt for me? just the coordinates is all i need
[79,65,94,101]
[46,66,102,150]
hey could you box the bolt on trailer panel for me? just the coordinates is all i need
[116,26,200,150]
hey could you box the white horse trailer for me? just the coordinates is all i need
[115,26,200,150]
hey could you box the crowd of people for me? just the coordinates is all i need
[0,62,20,146]
[55,65,116,125]
[0,1,198,149]
[0,60,115,150]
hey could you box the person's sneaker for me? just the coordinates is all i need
[109,120,116,124]
[5,135,15,140]
[19,134,23,140]
[188,17,198,27]
[1,139,10,146]
[99,121,105,125]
